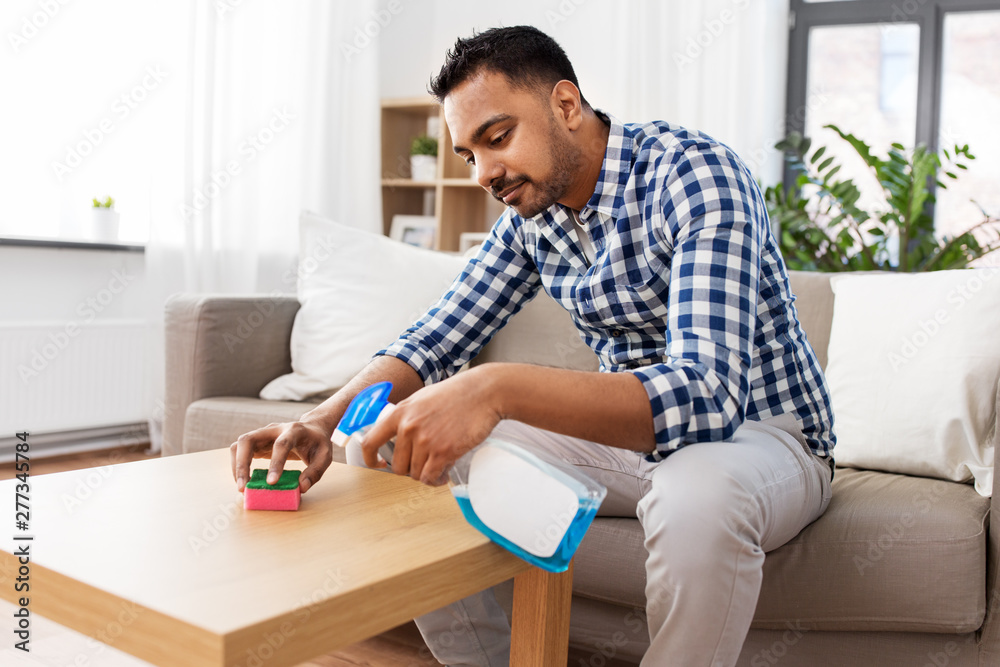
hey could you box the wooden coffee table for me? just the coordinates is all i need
[0,448,572,666]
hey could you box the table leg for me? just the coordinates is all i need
[510,560,573,666]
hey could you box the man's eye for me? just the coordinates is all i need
[465,156,476,166]
[490,131,508,146]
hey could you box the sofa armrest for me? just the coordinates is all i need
[163,294,300,457]
[981,391,1000,662]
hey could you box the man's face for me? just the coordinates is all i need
[444,71,583,218]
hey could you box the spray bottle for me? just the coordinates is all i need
[332,381,606,572]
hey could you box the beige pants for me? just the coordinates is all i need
[348,415,833,667]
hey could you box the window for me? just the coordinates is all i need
[787,0,1000,239]
[936,9,1000,238]
[0,1,188,243]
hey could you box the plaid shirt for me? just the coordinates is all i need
[378,113,836,462]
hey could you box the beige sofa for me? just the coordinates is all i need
[163,271,999,666]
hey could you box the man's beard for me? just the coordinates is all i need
[490,117,583,218]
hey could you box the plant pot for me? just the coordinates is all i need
[90,208,120,242]
[410,155,437,181]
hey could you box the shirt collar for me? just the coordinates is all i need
[520,111,633,230]
[582,111,634,222]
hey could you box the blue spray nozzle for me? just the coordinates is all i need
[331,381,393,446]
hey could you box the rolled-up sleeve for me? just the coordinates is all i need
[633,145,762,461]
[375,212,541,384]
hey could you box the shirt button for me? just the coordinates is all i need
[610,328,623,338]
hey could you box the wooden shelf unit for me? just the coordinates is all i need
[380,97,505,251]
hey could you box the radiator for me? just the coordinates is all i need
[0,319,150,437]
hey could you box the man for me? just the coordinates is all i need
[231,25,835,666]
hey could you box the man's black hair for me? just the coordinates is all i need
[428,25,589,107]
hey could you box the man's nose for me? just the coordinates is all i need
[476,155,502,190]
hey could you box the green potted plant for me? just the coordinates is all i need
[90,196,119,241]
[765,126,998,271]
[409,133,438,182]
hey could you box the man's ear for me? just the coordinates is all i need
[550,80,584,131]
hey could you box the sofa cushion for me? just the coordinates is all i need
[786,270,835,371]
[182,397,347,464]
[825,270,1000,495]
[260,211,469,401]
[472,289,600,372]
[573,468,989,633]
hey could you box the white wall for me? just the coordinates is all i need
[429,0,622,113]
[378,0,438,98]
[378,0,790,184]
[379,0,622,111]
[0,246,148,324]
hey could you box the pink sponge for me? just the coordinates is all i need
[244,469,301,511]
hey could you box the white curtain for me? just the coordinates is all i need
[609,0,790,185]
[145,0,381,450]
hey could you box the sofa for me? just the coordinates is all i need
[163,270,999,666]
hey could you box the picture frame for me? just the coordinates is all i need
[389,214,436,250]
[459,232,490,254]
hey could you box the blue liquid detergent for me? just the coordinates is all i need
[336,382,607,572]
[451,487,601,573]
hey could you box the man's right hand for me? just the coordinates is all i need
[230,420,334,494]
[229,356,427,495]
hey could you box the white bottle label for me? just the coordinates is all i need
[467,445,579,558]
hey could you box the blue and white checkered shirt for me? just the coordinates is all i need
[378,113,836,463]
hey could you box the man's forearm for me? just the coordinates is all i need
[485,362,656,453]
[299,355,425,433]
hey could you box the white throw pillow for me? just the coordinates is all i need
[825,269,1000,496]
[260,211,469,401]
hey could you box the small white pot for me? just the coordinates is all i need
[90,208,120,241]
[410,155,437,181]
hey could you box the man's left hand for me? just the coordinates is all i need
[360,365,503,486]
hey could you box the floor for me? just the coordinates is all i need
[0,444,636,666]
